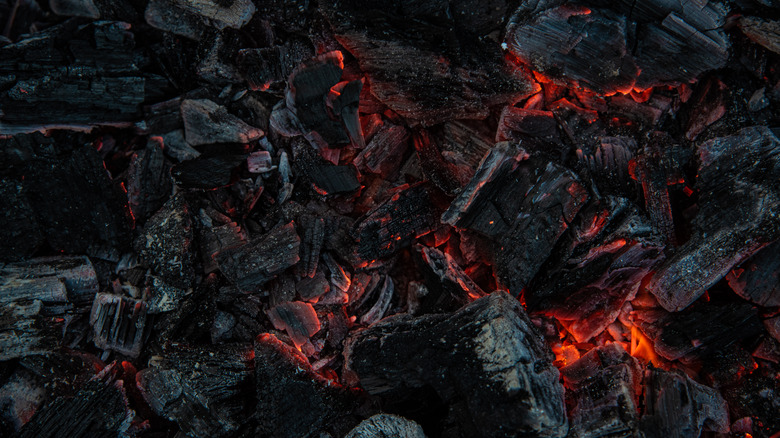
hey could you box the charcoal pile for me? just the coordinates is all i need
[2,1,780,437]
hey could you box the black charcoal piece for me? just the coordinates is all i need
[247,150,273,173]
[646,126,780,311]
[726,240,780,307]
[217,222,301,291]
[126,138,172,221]
[172,154,247,189]
[413,129,462,195]
[266,301,321,348]
[292,139,360,195]
[136,343,255,438]
[354,123,410,176]
[160,130,201,162]
[497,107,560,143]
[1,255,99,305]
[89,293,148,358]
[133,194,195,289]
[640,367,729,438]
[0,179,44,261]
[181,99,264,146]
[296,270,330,301]
[147,276,190,314]
[297,215,325,278]
[197,212,247,274]
[330,79,365,148]
[345,414,427,438]
[739,16,780,55]
[254,333,358,438]
[417,245,486,313]
[0,367,45,433]
[144,0,256,40]
[0,300,62,360]
[344,292,568,438]
[576,136,637,195]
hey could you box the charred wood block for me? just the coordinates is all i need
[296,270,331,301]
[182,99,264,146]
[197,213,247,274]
[345,414,427,438]
[297,215,325,278]
[354,182,441,264]
[145,0,256,40]
[344,292,568,438]
[217,222,301,291]
[416,245,485,314]
[137,343,255,438]
[497,107,560,144]
[647,126,780,311]
[134,194,195,289]
[254,333,358,438]
[576,136,637,195]
[740,16,780,55]
[89,293,148,358]
[560,343,642,438]
[0,179,44,261]
[413,129,463,195]
[0,255,98,305]
[354,123,410,176]
[292,139,360,195]
[266,301,321,349]
[0,300,62,361]
[640,367,729,438]
[126,138,172,222]
[726,240,780,307]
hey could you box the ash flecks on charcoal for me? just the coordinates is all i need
[3,0,780,437]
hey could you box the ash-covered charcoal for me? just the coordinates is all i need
[647,126,780,312]
[126,137,172,222]
[144,0,256,40]
[726,240,780,307]
[181,99,264,146]
[527,197,663,342]
[1,255,99,305]
[134,194,195,289]
[172,154,247,189]
[345,414,427,438]
[136,343,255,438]
[560,343,642,438]
[254,333,359,438]
[416,245,486,313]
[354,123,410,176]
[640,366,729,438]
[352,274,394,326]
[354,182,442,264]
[292,138,361,195]
[0,179,44,261]
[0,300,63,361]
[247,150,273,173]
[89,293,148,358]
[344,292,568,438]
[632,302,764,362]
[146,276,190,314]
[722,372,780,437]
[19,367,135,438]
[217,221,301,291]
[320,0,532,126]
[505,0,729,93]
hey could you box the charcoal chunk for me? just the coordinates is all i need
[145,0,256,40]
[0,255,99,305]
[126,138,172,221]
[0,300,62,361]
[726,240,780,307]
[182,99,264,146]
[172,154,247,189]
[344,292,568,438]
[266,301,321,349]
[293,139,360,195]
[345,414,427,438]
[417,245,486,313]
[89,293,148,358]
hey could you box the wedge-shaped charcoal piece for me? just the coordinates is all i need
[254,333,358,438]
[172,154,247,189]
[0,300,62,360]
[633,302,763,362]
[560,343,642,438]
[247,151,273,173]
[0,179,44,261]
[349,272,394,325]
[354,123,410,176]
[145,0,256,40]
[354,182,441,263]
[322,252,351,293]
[296,271,330,301]
[89,293,148,358]
[345,414,426,438]
[647,126,780,311]
[345,292,568,438]
[266,301,321,349]
[134,194,194,289]
[160,130,201,162]
[182,99,263,146]
[640,367,729,438]
[126,138,172,221]
[19,370,134,438]
[137,343,255,438]
[1,255,98,305]
[417,245,486,313]
[292,139,360,195]
[726,240,780,307]
[321,0,532,126]
[297,215,325,278]
[217,222,301,291]
[329,79,365,148]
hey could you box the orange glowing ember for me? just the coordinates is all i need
[552,343,581,368]
[630,326,658,364]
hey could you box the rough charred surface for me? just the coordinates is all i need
[726,240,780,307]
[413,129,463,196]
[640,367,729,438]
[560,343,642,438]
[0,300,62,361]
[344,292,568,438]
[527,197,663,342]
[320,0,532,126]
[266,301,321,349]
[134,194,195,289]
[505,0,729,93]
[632,302,764,362]
[354,182,441,264]
[647,126,780,312]
[0,255,99,305]
[723,372,780,438]
[0,180,44,261]
[181,99,263,146]
[416,245,486,313]
[136,343,255,438]
[126,138,172,222]
[576,136,637,196]
[89,293,148,358]
[217,222,301,291]
[254,333,359,438]
[292,139,361,195]
[345,414,427,438]
[144,0,256,40]
[739,16,780,55]
[296,215,325,278]
[355,123,410,176]
[171,154,247,189]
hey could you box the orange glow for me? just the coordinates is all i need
[552,343,581,368]
[630,326,658,364]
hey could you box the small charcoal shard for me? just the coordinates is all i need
[144,0,256,40]
[247,150,273,173]
[0,179,44,261]
[344,292,568,438]
[443,142,587,296]
[560,343,642,438]
[505,1,729,93]
[0,255,99,305]
[160,131,202,162]
[354,182,441,264]
[133,194,195,289]
[126,137,172,221]
[217,222,301,291]
[527,197,663,342]
[640,367,729,438]
[254,333,358,438]
[172,154,247,189]
[417,245,486,313]
[320,0,532,126]
[647,126,780,311]
[354,123,410,176]
[0,300,62,360]
[266,301,321,350]
[726,240,780,307]
[632,302,763,362]
[89,293,148,358]
[19,369,135,438]
[182,99,264,146]
[296,270,330,301]
[345,414,427,438]
[297,215,325,278]
[292,138,360,195]
[21,144,131,254]
[329,79,365,148]
[136,343,255,438]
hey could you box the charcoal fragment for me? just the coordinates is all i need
[144,0,256,40]
[345,414,427,438]
[266,301,321,348]
[726,240,780,307]
[89,292,148,358]
[182,99,264,146]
